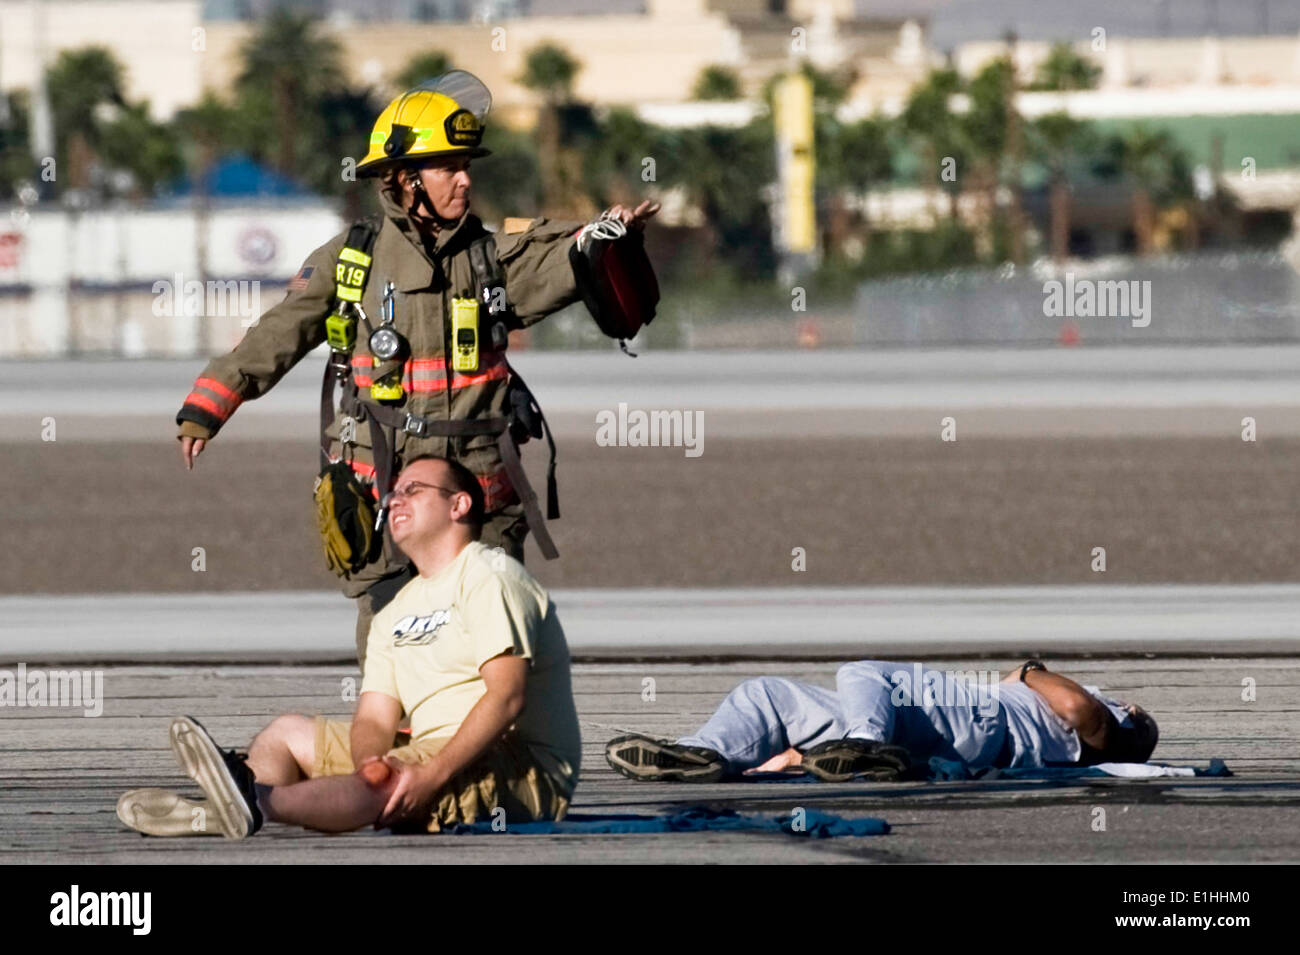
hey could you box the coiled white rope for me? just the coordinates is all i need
[575,209,629,253]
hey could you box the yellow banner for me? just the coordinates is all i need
[773,73,816,255]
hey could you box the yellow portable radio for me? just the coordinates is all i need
[451,297,479,372]
[324,304,356,352]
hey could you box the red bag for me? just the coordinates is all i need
[569,217,660,354]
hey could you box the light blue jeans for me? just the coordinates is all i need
[677,661,1009,774]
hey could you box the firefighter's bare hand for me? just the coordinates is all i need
[180,435,207,470]
[606,200,661,232]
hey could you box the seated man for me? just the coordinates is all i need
[117,455,582,839]
[606,660,1158,783]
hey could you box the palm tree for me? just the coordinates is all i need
[1029,111,1092,261]
[964,56,1023,261]
[174,94,238,165]
[692,65,742,101]
[519,43,582,211]
[582,106,659,209]
[664,119,777,279]
[45,47,126,191]
[1111,126,1194,255]
[1030,43,1102,92]
[98,101,182,198]
[236,9,343,176]
[819,115,892,257]
[1026,42,1101,260]
[0,90,35,199]
[520,43,579,105]
[900,69,967,224]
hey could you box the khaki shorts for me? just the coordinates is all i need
[311,717,571,833]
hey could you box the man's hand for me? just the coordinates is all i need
[179,435,206,470]
[377,758,446,827]
[356,755,391,786]
[372,653,526,827]
[604,200,661,232]
[744,747,804,774]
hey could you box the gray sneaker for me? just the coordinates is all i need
[117,789,219,837]
[801,738,912,782]
[605,734,727,782]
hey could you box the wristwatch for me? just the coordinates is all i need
[1020,660,1047,682]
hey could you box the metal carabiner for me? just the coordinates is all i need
[382,281,396,325]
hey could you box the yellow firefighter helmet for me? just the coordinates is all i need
[357,70,493,177]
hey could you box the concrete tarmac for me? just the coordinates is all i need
[3,658,1295,864]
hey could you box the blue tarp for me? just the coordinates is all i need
[443,806,889,837]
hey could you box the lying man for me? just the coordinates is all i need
[606,660,1158,782]
[118,455,582,838]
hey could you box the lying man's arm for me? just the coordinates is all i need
[379,651,527,825]
[1012,663,1116,751]
[351,691,403,768]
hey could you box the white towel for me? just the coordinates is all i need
[1092,762,1196,778]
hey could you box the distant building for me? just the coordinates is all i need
[930,0,1300,87]
[929,0,1300,54]
[0,0,204,121]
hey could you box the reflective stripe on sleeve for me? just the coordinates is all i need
[185,377,242,422]
[182,392,226,419]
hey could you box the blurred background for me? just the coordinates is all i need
[3,0,1300,602]
[2,0,1300,354]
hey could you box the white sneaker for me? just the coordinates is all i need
[168,715,263,839]
[116,789,220,837]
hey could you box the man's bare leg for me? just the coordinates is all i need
[259,774,397,833]
[246,714,319,785]
[241,715,405,832]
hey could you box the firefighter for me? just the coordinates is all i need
[175,71,659,665]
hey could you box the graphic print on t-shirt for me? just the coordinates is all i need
[392,610,452,647]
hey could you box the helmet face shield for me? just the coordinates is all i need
[414,70,492,124]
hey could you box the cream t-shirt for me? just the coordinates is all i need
[360,541,582,791]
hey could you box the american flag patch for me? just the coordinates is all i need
[287,266,314,291]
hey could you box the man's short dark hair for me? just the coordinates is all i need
[1105,708,1159,763]
[400,454,485,534]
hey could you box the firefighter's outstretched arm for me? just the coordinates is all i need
[495,200,659,328]
[174,234,345,469]
[494,216,585,327]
